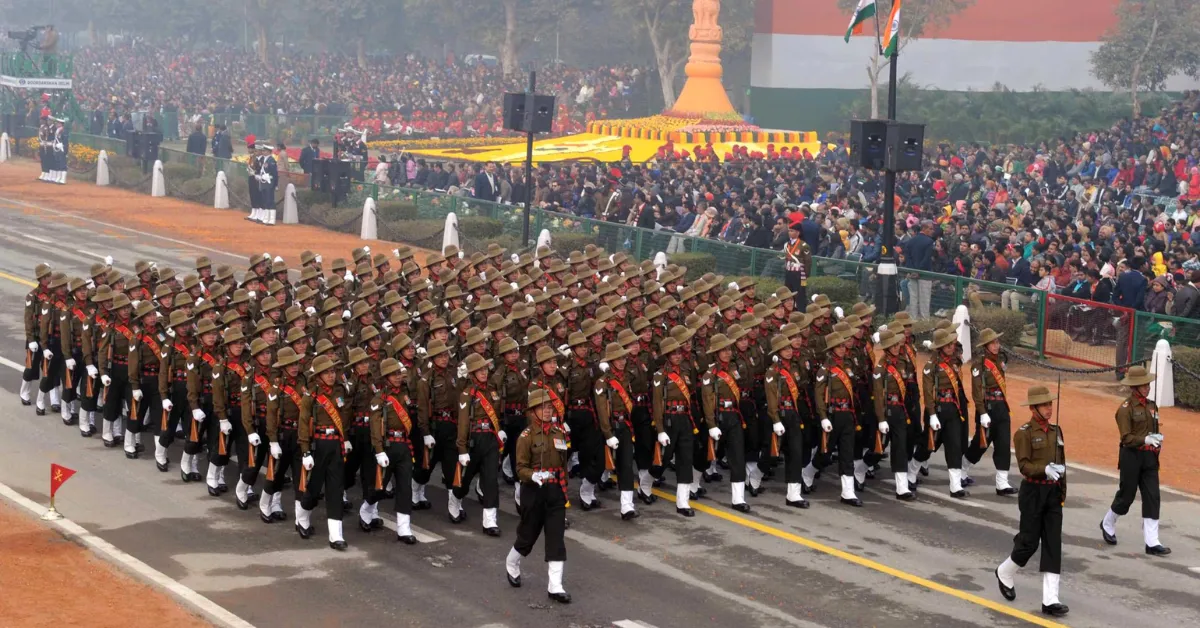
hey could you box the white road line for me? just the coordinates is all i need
[76,249,109,260]
[1188,567,1200,574]
[613,621,660,628]
[0,482,255,628]
[0,356,27,372]
[375,511,445,544]
[17,232,52,244]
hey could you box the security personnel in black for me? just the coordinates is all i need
[702,333,746,512]
[128,301,163,458]
[297,355,350,550]
[237,338,274,511]
[368,358,419,544]
[58,278,90,428]
[872,330,915,501]
[213,328,250,502]
[1099,365,1170,556]
[452,352,504,535]
[595,342,639,520]
[261,347,306,524]
[344,347,377,520]
[157,309,196,478]
[994,385,1068,618]
[415,339,457,507]
[765,333,809,508]
[505,388,572,604]
[38,272,69,418]
[489,337,528,487]
[965,328,1019,496]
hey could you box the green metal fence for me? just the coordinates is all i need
[0,51,74,78]
[189,112,351,146]
[1133,311,1200,360]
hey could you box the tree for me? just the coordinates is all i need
[1090,0,1200,118]
[613,0,752,110]
[836,0,975,118]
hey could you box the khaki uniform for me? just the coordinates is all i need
[298,382,349,520]
[1109,394,1162,521]
[368,383,417,516]
[1011,417,1065,575]
[416,364,459,487]
[453,382,503,509]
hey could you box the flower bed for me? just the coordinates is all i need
[367,137,523,152]
[23,138,101,168]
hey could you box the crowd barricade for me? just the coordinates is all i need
[1043,292,1134,367]
[1133,311,1200,360]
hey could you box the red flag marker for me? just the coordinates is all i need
[43,463,76,520]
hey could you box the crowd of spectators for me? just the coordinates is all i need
[72,43,650,139]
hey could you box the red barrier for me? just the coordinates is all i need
[1042,292,1134,368]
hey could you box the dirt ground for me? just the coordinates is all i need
[0,500,209,628]
[0,158,1196,494]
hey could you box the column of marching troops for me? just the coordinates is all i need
[17,242,1171,611]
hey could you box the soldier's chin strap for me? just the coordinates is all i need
[1032,405,1051,427]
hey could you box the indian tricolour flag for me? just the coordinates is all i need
[881,0,903,56]
[843,0,876,43]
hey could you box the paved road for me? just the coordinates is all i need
[0,195,1197,628]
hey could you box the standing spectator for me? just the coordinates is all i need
[1001,247,1035,311]
[474,162,500,202]
[1113,257,1148,310]
[904,220,935,319]
[185,124,206,155]
[1171,270,1200,318]
[299,139,320,174]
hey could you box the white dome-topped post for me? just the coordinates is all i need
[96,150,110,185]
[150,160,165,197]
[360,197,378,240]
[282,183,298,224]
[213,171,229,208]
[653,251,668,280]
[0,132,10,162]
[1149,338,1174,407]
[953,305,972,363]
[442,212,460,252]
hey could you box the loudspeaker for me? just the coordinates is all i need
[885,122,925,172]
[849,119,887,171]
[503,92,556,133]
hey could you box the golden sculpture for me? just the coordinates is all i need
[671,0,737,115]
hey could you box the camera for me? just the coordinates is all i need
[6,25,48,52]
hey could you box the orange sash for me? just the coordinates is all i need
[280,383,303,409]
[472,388,503,447]
[174,342,191,359]
[714,369,740,400]
[886,364,906,403]
[314,392,345,439]
[140,333,161,357]
[828,366,856,414]
[779,368,801,405]
[383,393,413,435]
[533,380,566,417]
[665,371,691,406]
[983,358,1006,398]
[608,378,634,414]
[938,362,962,416]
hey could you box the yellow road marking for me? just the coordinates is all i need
[651,488,1066,628]
[0,270,36,287]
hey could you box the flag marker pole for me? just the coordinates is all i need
[41,495,63,520]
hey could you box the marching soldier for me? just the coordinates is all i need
[564,330,603,509]
[765,333,809,508]
[701,333,744,512]
[922,329,969,498]
[58,278,90,429]
[21,264,54,409]
[81,285,114,436]
[452,352,504,535]
[38,273,70,419]
[965,328,1018,496]
[652,336,699,516]
[873,330,915,500]
[594,342,639,519]
[994,385,1068,618]
[127,301,163,458]
[188,319,224,495]
[620,327,658,506]
[814,331,861,507]
[297,355,351,550]
[157,310,198,480]
[236,339,274,510]
[415,339,456,511]
[212,328,250,501]
[367,358,419,544]
[100,294,136,450]
[505,388,572,604]
[345,347,379,524]
[261,347,306,524]
[1099,366,1170,556]
[490,337,528,487]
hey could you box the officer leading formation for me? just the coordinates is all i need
[17,241,1173,612]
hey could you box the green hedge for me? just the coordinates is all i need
[1172,346,1200,409]
[969,307,1027,349]
[669,252,716,280]
[163,162,202,183]
[808,276,858,306]
[457,216,504,239]
[375,199,418,222]
[550,233,596,254]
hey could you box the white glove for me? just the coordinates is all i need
[499,431,508,444]
[132,389,143,401]
[382,321,393,332]
[375,452,390,467]
[342,309,352,320]
[315,254,322,264]
[772,422,785,436]
[43,349,53,361]
[877,421,889,435]
[1044,464,1062,481]
[192,409,206,422]
[929,414,941,431]
[302,454,314,470]
[248,290,257,300]
[219,419,232,434]
[606,436,619,449]
[343,270,354,282]
[980,413,992,429]
[248,433,262,447]
[558,343,571,358]
[821,418,832,432]
[423,435,435,447]
[343,440,353,454]
[86,364,98,378]
[269,441,281,458]
[833,306,845,319]
[101,374,112,387]
[417,346,427,356]
[162,399,173,411]
[458,453,471,467]
[456,362,468,379]
[531,470,546,485]
[561,421,570,433]
[1145,434,1163,447]
[65,358,76,370]
[657,432,670,447]
[598,361,609,373]
[28,341,38,353]
[708,427,722,441]
[305,306,317,316]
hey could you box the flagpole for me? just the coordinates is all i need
[878,2,901,316]
[41,495,63,520]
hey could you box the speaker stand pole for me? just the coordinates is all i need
[878,45,900,315]
[521,71,536,247]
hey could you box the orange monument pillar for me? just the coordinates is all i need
[670,0,738,115]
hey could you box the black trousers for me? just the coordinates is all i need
[62,349,83,403]
[38,339,63,394]
[415,419,457,487]
[884,405,909,474]
[965,402,1011,471]
[828,410,856,476]
[611,421,636,491]
[343,422,373,497]
[300,438,345,520]
[23,344,43,383]
[784,272,807,311]
[371,439,414,516]
[237,417,268,486]
[652,412,695,484]
[103,369,131,425]
[567,407,603,485]
[740,398,761,465]
[1110,447,1160,519]
[80,368,104,413]
[132,374,161,432]
[1011,482,1063,574]
[501,410,526,476]
[207,408,238,467]
[938,402,965,470]
[184,397,212,457]
[514,480,567,562]
[631,406,655,471]
[262,428,299,496]
[452,431,500,508]
[719,410,747,483]
[779,408,805,483]
[157,381,190,448]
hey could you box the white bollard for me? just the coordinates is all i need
[214,171,229,208]
[537,228,552,251]
[653,252,668,280]
[953,304,972,363]
[0,132,9,162]
[360,197,378,240]
[150,159,165,197]
[1149,338,1174,408]
[442,212,460,253]
[96,150,110,185]
[282,183,298,224]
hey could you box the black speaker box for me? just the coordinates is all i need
[885,121,925,172]
[850,119,887,171]
[503,93,556,133]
